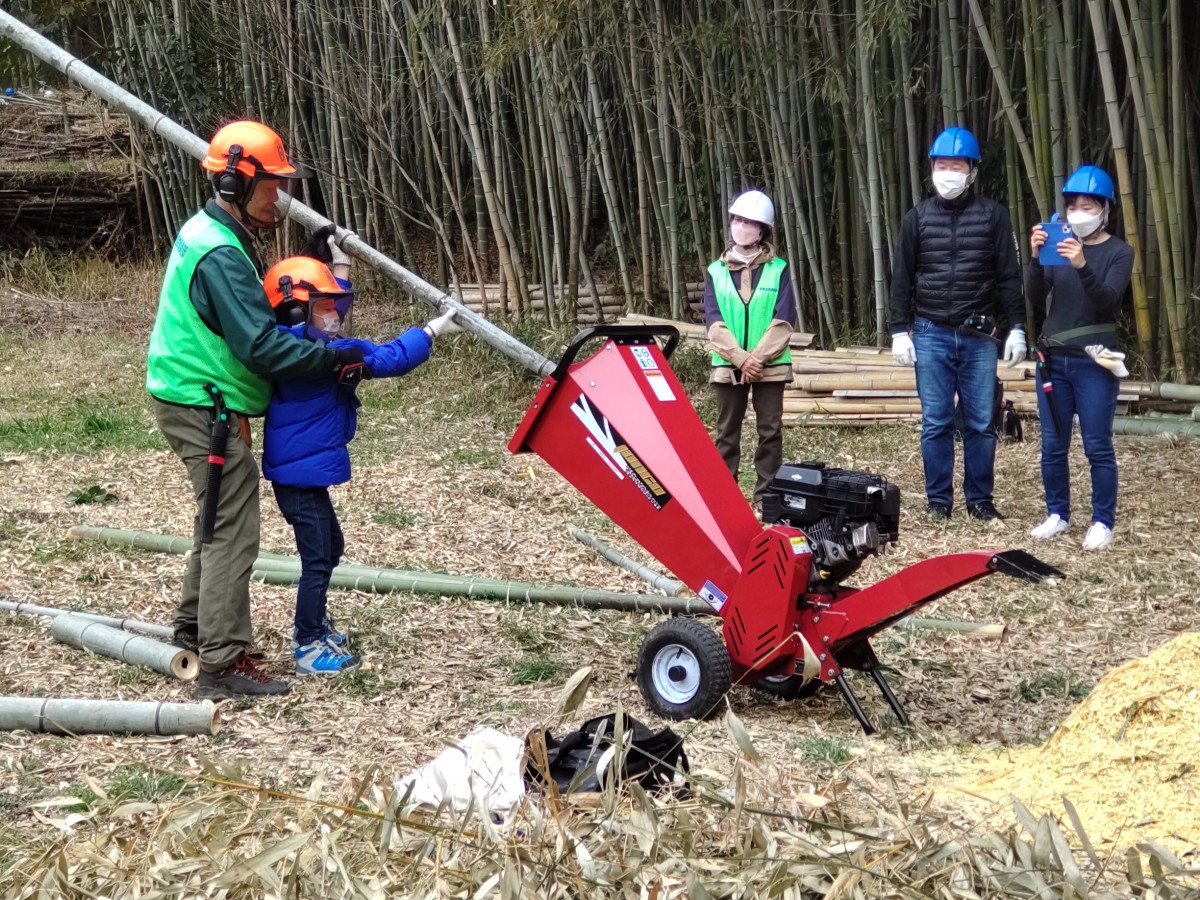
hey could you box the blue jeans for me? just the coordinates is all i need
[272,484,345,645]
[912,318,998,508]
[1036,353,1119,527]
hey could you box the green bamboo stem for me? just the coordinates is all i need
[0,697,218,736]
[50,614,197,682]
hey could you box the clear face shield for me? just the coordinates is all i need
[306,292,355,340]
[243,175,300,230]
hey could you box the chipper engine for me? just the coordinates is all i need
[510,325,1060,733]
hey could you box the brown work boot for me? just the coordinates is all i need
[195,652,290,700]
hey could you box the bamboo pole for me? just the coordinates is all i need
[1112,416,1200,438]
[0,697,218,736]
[50,614,198,681]
[0,599,174,639]
[568,527,685,597]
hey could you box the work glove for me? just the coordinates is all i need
[300,224,352,267]
[891,332,916,367]
[425,308,465,338]
[1003,327,1027,368]
[332,346,368,386]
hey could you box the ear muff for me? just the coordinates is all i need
[215,144,246,203]
[273,275,308,326]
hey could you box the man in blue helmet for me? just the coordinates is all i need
[889,127,1025,521]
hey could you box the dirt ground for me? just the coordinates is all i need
[1,275,1198,895]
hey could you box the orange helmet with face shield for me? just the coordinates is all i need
[264,256,355,337]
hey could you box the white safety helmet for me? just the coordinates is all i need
[728,190,775,228]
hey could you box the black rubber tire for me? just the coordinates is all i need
[752,674,823,701]
[636,618,732,721]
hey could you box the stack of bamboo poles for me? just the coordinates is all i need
[454,284,708,324]
[617,313,817,349]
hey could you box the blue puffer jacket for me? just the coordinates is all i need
[262,326,433,488]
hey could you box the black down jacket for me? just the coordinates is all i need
[888,192,1024,335]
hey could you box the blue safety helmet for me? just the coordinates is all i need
[1062,165,1115,202]
[929,127,981,162]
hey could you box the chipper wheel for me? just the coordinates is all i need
[752,674,822,701]
[636,618,732,720]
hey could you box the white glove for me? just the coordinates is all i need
[891,332,916,367]
[1003,328,1027,368]
[327,234,351,268]
[425,308,464,338]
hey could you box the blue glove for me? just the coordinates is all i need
[363,328,433,379]
[278,323,309,340]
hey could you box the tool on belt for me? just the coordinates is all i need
[1034,344,1065,437]
[200,382,230,544]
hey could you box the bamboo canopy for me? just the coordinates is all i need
[1,1,1197,373]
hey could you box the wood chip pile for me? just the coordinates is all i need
[970,632,1200,854]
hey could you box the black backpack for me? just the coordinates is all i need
[525,712,689,795]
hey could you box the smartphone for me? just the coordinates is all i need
[1038,221,1074,266]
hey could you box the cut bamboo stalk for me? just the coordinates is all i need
[50,614,197,681]
[1112,416,1200,438]
[568,527,685,596]
[250,567,708,614]
[831,390,919,398]
[897,617,1007,640]
[0,599,174,639]
[0,697,218,736]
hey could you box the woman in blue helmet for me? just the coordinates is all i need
[1027,165,1134,551]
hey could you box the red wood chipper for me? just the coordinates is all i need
[510,326,1061,733]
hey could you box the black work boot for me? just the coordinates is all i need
[195,652,291,700]
[173,627,199,654]
[967,501,1005,521]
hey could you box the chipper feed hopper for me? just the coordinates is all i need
[510,325,1061,733]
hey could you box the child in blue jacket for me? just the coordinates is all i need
[262,232,461,675]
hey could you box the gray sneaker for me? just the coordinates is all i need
[195,653,290,700]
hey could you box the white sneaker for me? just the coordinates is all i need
[1082,522,1113,551]
[1029,514,1069,540]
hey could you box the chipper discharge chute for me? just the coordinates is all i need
[511,326,1061,734]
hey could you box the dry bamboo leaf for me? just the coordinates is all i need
[724,709,763,764]
[553,666,593,718]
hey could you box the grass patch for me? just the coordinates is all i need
[370,508,421,528]
[1015,671,1092,703]
[63,785,101,814]
[108,766,191,803]
[334,668,391,697]
[502,616,556,652]
[794,735,854,767]
[0,400,162,454]
[503,654,565,684]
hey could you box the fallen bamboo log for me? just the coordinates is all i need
[0,598,174,639]
[0,697,218,736]
[783,400,926,414]
[50,614,197,681]
[897,618,1006,640]
[569,527,685,596]
[1112,416,1200,438]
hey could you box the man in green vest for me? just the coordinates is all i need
[146,120,367,700]
[704,190,797,508]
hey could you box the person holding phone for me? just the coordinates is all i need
[1027,165,1134,551]
[704,189,797,508]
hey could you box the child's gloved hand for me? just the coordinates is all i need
[425,308,464,338]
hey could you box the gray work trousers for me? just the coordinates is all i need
[713,381,786,502]
[153,400,258,672]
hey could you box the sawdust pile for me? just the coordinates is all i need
[975,632,1200,852]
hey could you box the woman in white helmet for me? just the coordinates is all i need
[703,189,797,508]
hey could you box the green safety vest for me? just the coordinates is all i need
[708,257,792,367]
[145,212,272,415]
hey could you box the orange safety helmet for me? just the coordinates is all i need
[263,256,355,335]
[203,120,305,179]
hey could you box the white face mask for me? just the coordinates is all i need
[1067,209,1104,239]
[730,220,763,248]
[312,309,343,337]
[932,170,970,200]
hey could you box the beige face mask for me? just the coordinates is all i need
[730,220,763,248]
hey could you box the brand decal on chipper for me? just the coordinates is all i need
[570,396,672,510]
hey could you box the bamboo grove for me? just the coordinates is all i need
[4,0,1199,375]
